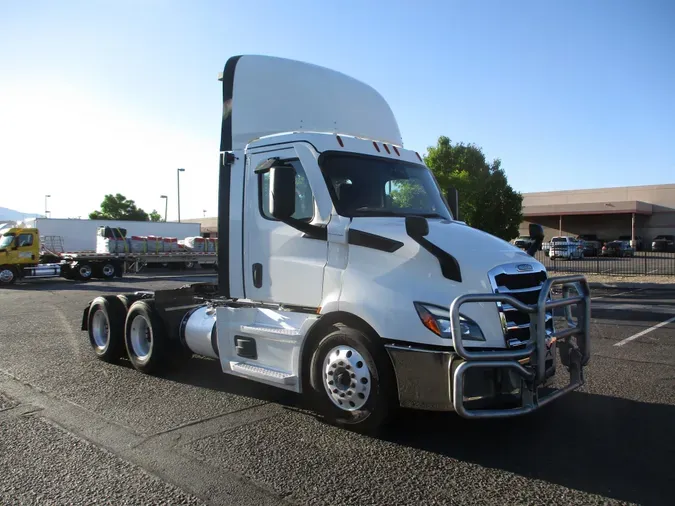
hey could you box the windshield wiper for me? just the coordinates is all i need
[352,208,407,217]
[415,212,447,219]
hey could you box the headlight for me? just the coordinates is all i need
[414,302,485,341]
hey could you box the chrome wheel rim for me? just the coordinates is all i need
[79,265,92,278]
[322,345,371,411]
[91,309,109,349]
[130,314,152,360]
[102,264,115,277]
[0,268,14,283]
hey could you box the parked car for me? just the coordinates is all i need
[601,240,635,257]
[549,236,584,260]
[618,235,643,251]
[577,234,601,256]
[652,235,675,252]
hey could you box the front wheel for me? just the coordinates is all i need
[0,265,17,286]
[309,326,397,433]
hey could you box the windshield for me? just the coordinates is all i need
[320,153,452,219]
[552,238,567,243]
[0,233,16,250]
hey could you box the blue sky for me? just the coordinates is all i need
[1,0,673,220]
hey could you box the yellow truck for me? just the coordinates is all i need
[0,227,122,285]
[0,227,216,286]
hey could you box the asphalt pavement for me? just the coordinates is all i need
[1,273,674,505]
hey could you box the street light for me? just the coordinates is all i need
[45,195,51,218]
[203,209,206,218]
[160,195,168,222]
[177,168,186,222]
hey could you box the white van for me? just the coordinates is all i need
[549,236,584,260]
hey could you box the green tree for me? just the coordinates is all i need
[149,209,162,222]
[424,136,523,241]
[89,194,150,221]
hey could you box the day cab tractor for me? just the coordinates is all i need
[80,55,591,432]
[0,227,122,285]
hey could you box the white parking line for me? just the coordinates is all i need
[614,315,675,347]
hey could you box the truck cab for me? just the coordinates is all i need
[0,228,41,283]
[80,55,591,430]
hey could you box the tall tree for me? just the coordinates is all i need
[149,210,162,222]
[89,194,149,221]
[424,136,523,241]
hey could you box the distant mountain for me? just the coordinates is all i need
[0,207,42,221]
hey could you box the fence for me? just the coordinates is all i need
[533,250,675,276]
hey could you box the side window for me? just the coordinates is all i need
[17,234,33,247]
[260,160,315,221]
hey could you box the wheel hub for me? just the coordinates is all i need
[91,310,109,349]
[130,315,152,360]
[322,345,372,411]
[0,269,14,283]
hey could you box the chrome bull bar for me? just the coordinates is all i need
[449,275,591,419]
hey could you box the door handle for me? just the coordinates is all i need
[252,263,263,288]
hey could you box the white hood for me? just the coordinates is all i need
[335,217,544,349]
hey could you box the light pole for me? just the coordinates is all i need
[45,195,51,218]
[177,168,185,222]
[160,195,168,222]
[203,209,206,218]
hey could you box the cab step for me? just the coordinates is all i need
[229,361,297,385]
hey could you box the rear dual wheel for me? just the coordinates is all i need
[87,297,191,371]
[124,300,192,374]
[87,296,127,362]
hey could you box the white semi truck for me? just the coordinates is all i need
[81,55,591,431]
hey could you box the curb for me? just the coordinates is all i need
[588,282,675,291]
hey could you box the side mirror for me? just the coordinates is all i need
[405,216,429,238]
[445,187,459,220]
[269,166,296,220]
[528,223,544,241]
[526,223,544,257]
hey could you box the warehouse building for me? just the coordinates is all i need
[519,183,675,247]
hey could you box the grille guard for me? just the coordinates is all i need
[450,274,591,418]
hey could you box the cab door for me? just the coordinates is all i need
[10,231,39,266]
[243,146,328,308]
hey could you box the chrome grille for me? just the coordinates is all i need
[488,264,554,348]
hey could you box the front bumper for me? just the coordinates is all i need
[385,275,591,418]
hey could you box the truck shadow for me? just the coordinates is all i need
[157,356,302,409]
[154,356,673,504]
[379,392,674,505]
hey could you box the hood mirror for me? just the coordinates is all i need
[405,216,429,238]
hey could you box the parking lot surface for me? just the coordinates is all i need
[1,274,674,505]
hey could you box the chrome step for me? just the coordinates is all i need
[229,361,296,385]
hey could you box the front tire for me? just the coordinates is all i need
[87,296,127,362]
[0,265,17,286]
[309,326,397,432]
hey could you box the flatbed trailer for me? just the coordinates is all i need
[0,227,217,285]
[60,251,218,274]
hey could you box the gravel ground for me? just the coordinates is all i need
[0,415,205,506]
[0,392,17,410]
